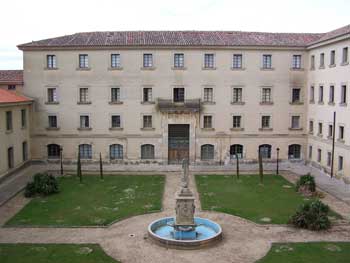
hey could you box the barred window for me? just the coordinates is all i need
[288,144,301,159]
[174,53,184,68]
[232,54,242,68]
[79,88,89,103]
[262,88,272,103]
[204,54,214,68]
[48,115,57,128]
[291,116,300,129]
[7,85,16,90]
[201,144,214,160]
[173,87,185,102]
[292,55,301,69]
[47,144,60,159]
[80,115,90,128]
[21,109,26,128]
[79,54,89,68]
[111,54,121,68]
[111,87,121,102]
[143,87,152,102]
[143,115,152,128]
[292,88,301,103]
[141,144,154,159]
[261,116,270,129]
[203,88,213,102]
[110,144,123,160]
[111,115,121,128]
[47,88,58,103]
[262,55,272,69]
[79,144,92,159]
[232,88,242,103]
[232,115,241,128]
[259,144,271,159]
[230,144,243,159]
[203,115,212,128]
[143,54,153,67]
[47,55,57,68]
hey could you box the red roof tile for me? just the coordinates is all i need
[0,89,32,104]
[0,70,23,84]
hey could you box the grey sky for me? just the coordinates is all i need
[0,0,349,69]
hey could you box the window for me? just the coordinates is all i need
[318,123,323,136]
[110,144,123,160]
[203,115,212,129]
[327,152,332,167]
[79,54,89,68]
[262,88,272,103]
[339,126,345,141]
[309,120,314,134]
[22,141,28,162]
[309,145,313,159]
[288,144,301,159]
[173,87,185,102]
[21,109,26,128]
[310,55,315,69]
[230,144,243,159]
[328,124,333,138]
[341,85,347,104]
[111,54,121,68]
[8,147,14,169]
[261,116,271,129]
[143,54,153,68]
[201,144,214,160]
[80,115,90,128]
[143,115,152,128]
[141,144,154,159]
[47,55,57,68]
[318,86,324,103]
[174,53,184,68]
[79,88,89,103]
[232,54,242,69]
[338,156,344,171]
[204,54,214,68]
[79,144,92,159]
[342,47,348,64]
[111,87,121,103]
[8,85,16,90]
[143,87,152,102]
[111,115,121,128]
[47,88,58,103]
[291,116,300,129]
[317,149,322,162]
[232,115,242,128]
[310,86,315,102]
[330,50,336,66]
[203,87,213,102]
[320,53,325,68]
[47,144,60,159]
[48,115,58,128]
[292,88,301,103]
[232,87,243,103]
[329,85,335,103]
[259,144,271,159]
[262,54,272,69]
[6,111,12,131]
[292,55,302,69]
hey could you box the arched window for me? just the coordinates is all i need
[47,144,60,159]
[110,144,123,160]
[201,144,214,160]
[79,144,92,159]
[259,144,272,159]
[288,144,301,159]
[230,144,243,159]
[141,144,154,159]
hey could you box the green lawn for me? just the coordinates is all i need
[196,174,322,224]
[258,242,350,263]
[6,175,164,226]
[0,244,118,263]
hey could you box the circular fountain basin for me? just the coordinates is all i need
[148,217,222,249]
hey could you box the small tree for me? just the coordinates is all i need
[236,154,240,180]
[77,149,82,183]
[99,152,104,180]
[258,150,264,184]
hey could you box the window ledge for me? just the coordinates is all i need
[46,127,60,131]
[338,139,345,144]
[289,127,303,131]
[319,66,325,69]
[309,132,314,135]
[230,67,245,71]
[317,133,323,137]
[109,101,123,105]
[44,67,58,71]
[76,67,91,71]
[341,62,349,66]
[141,101,155,105]
[108,67,123,71]
[339,102,347,107]
[21,126,27,130]
[201,128,215,131]
[328,102,335,106]
[45,101,59,105]
[309,100,315,104]
[141,127,155,131]
[310,67,315,71]
[329,64,336,68]
[109,127,123,131]
[140,67,156,71]
[260,101,274,105]
[260,67,274,71]
[5,130,13,134]
[230,128,244,131]
[171,67,187,70]
[231,101,245,105]
[202,67,216,70]
[77,127,92,131]
[289,101,304,105]
[202,101,216,105]
[77,101,92,105]
[259,128,273,131]
[290,67,304,71]
[318,101,324,105]
[327,136,333,140]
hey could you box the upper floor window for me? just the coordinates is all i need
[317,148,322,162]
[342,47,349,64]
[339,126,345,141]
[261,88,272,103]
[310,55,315,69]
[318,122,323,135]
[203,115,213,129]
[232,87,243,103]
[330,50,336,66]
[79,88,89,103]
[310,86,315,102]
[341,85,347,104]
[7,147,14,169]
[6,111,12,131]
[232,54,242,69]
[47,88,58,103]
[173,87,185,102]
[7,85,16,90]
[111,87,121,103]
[292,55,302,69]
[292,88,301,103]
[262,54,272,69]
[291,116,300,129]
[232,115,242,128]
[320,53,325,68]
[47,55,57,69]
[261,115,271,129]
[203,87,213,102]
[318,85,324,103]
[174,53,184,68]
[111,54,121,68]
[80,115,90,129]
[111,115,121,128]
[204,54,214,69]
[143,87,153,103]
[328,124,333,138]
[48,115,58,128]
[143,54,153,68]
[329,85,335,103]
[79,54,89,68]
[309,120,314,134]
[143,115,153,128]
[21,109,26,128]
[338,156,344,171]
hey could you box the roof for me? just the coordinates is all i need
[0,70,23,84]
[309,24,350,45]
[0,89,32,105]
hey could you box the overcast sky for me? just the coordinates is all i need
[0,0,349,69]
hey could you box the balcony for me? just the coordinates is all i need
[157,98,201,113]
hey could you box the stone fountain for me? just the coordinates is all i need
[148,160,222,249]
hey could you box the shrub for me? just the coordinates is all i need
[296,173,316,193]
[289,200,331,231]
[24,173,59,198]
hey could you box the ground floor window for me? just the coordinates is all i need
[201,144,214,160]
[79,144,92,159]
[259,144,271,159]
[110,144,123,160]
[288,144,301,159]
[22,141,28,162]
[48,144,60,159]
[230,144,243,159]
[8,147,14,169]
[141,144,154,159]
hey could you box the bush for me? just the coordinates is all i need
[24,173,59,198]
[289,200,331,231]
[296,173,316,193]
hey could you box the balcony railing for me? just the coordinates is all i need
[157,98,201,113]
